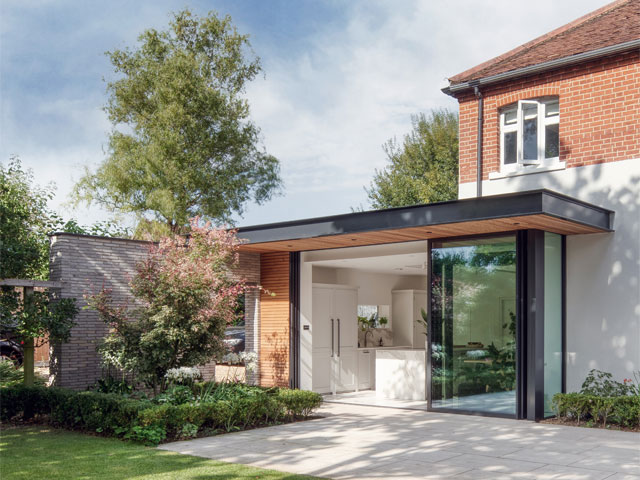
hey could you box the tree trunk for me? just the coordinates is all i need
[23,287,35,386]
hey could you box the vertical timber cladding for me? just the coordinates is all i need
[259,252,290,387]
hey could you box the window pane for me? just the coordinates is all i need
[431,236,517,416]
[544,233,563,417]
[522,104,538,161]
[545,124,559,158]
[504,109,517,125]
[504,131,517,164]
[545,100,559,117]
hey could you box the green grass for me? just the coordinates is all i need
[0,426,324,480]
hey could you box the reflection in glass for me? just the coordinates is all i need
[545,124,559,158]
[544,233,562,417]
[431,236,517,415]
[523,104,538,160]
[504,131,517,164]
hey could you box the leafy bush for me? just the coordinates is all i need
[277,389,323,420]
[1,383,323,446]
[90,376,133,396]
[0,359,24,387]
[125,425,166,445]
[580,369,634,397]
[153,385,195,405]
[552,393,640,428]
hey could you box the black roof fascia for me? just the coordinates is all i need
[237,190,613,245]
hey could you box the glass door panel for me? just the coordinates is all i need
[431,236,517,415]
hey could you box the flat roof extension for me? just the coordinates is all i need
[237,190,614,252]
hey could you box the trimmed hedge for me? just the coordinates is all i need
[552,393,640,428]
[0,384,323,445]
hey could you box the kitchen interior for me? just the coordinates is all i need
[302,241,429,402]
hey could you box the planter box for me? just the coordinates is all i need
[215,364,246,383]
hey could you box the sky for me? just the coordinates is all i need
[0,0,610,229]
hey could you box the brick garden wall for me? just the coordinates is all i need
[456,49,640,185]
[49,233,260,390]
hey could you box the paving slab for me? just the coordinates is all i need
[159,401,640,479]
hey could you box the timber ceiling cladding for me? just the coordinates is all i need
[237,190,614,253]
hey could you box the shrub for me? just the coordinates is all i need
[1,383,324,446]
[580,369,634,397]
[277,389,323,420]
[552,392,640,428]
[153,385,195,405]
[0,359,25,387]
[125,425,166,445]
[90,376,133,395]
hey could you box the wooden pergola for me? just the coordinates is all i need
[0,278,62,385]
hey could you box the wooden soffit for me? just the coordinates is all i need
[237,190,614,253]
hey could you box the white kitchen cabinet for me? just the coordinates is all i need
[392,290,427,349]
[357,349,376,390]
[311,284,358,394]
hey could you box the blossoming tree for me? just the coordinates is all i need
[88,218,246,392]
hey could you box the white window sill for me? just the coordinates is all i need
[489,162,566,180]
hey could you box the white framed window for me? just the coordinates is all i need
[500,97,559,172]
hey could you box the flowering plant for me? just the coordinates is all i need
[221,351,258,373]
[165,367,203,385]
[87,218,247,392]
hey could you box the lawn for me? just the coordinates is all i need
[0,426,323,480]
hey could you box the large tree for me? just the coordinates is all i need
[366,109,458,209]
[0,157,54,280]
[1,158,131,280]
[74,9,282,232]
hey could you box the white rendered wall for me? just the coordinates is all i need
[299,254,314,391]
[459,158,640,391]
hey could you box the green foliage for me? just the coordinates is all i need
[277,389,323,420]
[365,109,458,209]
[0,158,131,280]
[581,369,635,397]
[153,385,195,405]
[1,383,323,446]
[73,9,281,231]
[0,158,56,279]
[90,376,133,396]
[87,221,245,391]
[0,290,78,344]
[552,393,640,428]
[0,359,25,387]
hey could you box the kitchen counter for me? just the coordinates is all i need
[375,348,427,401]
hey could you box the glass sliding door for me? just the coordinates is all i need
[430,236,517,415]
[543,232,563,416]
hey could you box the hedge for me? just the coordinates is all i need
[552,392,640,428]
[0,384,323,445]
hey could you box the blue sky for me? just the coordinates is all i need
[1,0,608,229]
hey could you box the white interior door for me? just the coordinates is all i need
[334,288,357,392]
[311,287,333,393]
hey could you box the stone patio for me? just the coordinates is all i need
[159,402,640,480]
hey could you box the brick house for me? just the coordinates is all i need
[51,1,638,421]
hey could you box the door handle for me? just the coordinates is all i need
[337,318,341,357]
[331,318,334,358]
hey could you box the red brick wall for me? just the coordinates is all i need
[457,50,640,185]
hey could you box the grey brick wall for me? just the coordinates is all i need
[49,233,260,390]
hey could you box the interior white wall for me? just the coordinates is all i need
[313,267,426,328]
[299,253,313,391]
[459,158,640,391]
